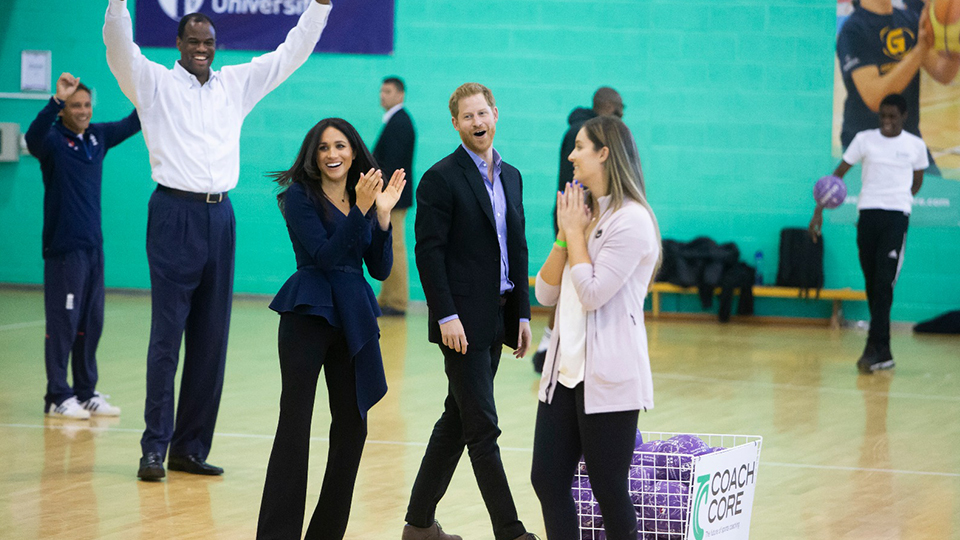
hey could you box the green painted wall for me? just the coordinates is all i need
[2,0,958,322]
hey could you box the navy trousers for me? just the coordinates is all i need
[406,307,526,540]
[141,188,235,459]
[43,248,104,407]
[258,313,367,540]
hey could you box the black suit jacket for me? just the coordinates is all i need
[415,145,531,349]
[372,107,416,209]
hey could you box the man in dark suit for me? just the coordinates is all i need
[402,83,535,540]
[373,76,416,316]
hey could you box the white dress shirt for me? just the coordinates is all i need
[103,0,330,193]
[382,103,404,124]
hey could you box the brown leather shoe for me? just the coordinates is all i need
[401,521,462,540]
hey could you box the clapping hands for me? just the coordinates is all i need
[355,168,406,230]
[355,168,383,214]
[557,181,593,237]
[377,169,407,212]
[375,168,406,230]
[374,169,406,230]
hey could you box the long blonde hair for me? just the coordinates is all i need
[581,115,663,284]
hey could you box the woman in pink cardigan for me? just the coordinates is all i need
[530,115,661,540]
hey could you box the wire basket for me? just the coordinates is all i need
[576,431,763,540]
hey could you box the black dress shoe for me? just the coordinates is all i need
[167,454,224,476]
[138,452,165,481]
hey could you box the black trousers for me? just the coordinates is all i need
[857,209,909,354]
[531,384,639,540]
[43,248,104,407]
[406,309,526,540]
[141,188,235,459]
[257,313,367,540]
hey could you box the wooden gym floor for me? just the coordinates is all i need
[1,287,958,539]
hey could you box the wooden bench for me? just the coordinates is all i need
[528,277,867,327]
[649,282,867,328]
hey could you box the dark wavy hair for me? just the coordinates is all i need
[271,118,378,217]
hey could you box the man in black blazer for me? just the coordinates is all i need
[403,83,534,540]
[373,76,416,316]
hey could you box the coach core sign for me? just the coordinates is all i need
[689,441,761,540]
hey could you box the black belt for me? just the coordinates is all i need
[300,265,361,275]
[158,184,229,203]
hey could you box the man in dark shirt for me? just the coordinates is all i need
[836,0,959,170]
[531,87,623,372]
[557,87,623,201]
[25,72,140,420]
[373,76,416,316]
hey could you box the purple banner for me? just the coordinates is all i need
[134,0,394,54]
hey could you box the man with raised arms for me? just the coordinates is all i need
[103,0,331,481]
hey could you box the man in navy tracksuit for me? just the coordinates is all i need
[25,72,140,420]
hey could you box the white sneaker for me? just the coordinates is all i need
[80,392,121,417]
[46,396,91,420]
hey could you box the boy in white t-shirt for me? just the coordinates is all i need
[809,93,927,374]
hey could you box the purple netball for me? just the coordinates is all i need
[639,480,690,535]
[653,440,682,480]
[667,434,708,455]
[693,446,725,457]
[635,428,645,448]
[578,498,603,531]
[629,465,658,506]
[573,476,603,532]
[572,475,591,496]
[580,522,606,540]
[633,439,664,467]
[659,434,707,481]
[814,175,847,209]
[663,454,695,482]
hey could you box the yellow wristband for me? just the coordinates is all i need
[554,240,567,249]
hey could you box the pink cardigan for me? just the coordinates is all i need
[535,196,659,414]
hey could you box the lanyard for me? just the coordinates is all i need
[69,133,92,160]
[78,135,92,161]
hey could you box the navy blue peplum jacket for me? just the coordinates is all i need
[269,181,393,417]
